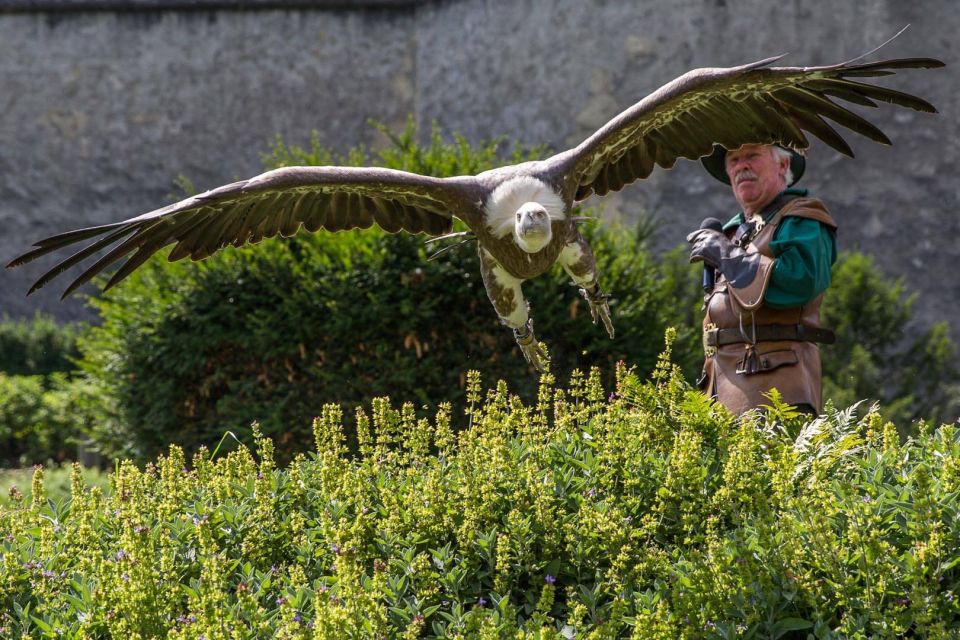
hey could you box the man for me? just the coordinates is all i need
[687,143,837,415]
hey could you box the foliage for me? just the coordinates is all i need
[2,340,959,638]
[0,314,94,465]
[75,120,702,462]
[821,252,960,426]
[0,373,103,467]
[0,463,109,510]
[0,313,79,377]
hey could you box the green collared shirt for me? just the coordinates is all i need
[722,188,837,309]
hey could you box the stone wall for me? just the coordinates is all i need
[2,0,956,336]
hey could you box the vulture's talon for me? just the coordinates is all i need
[514,320,550,373]
[580,285,615,339]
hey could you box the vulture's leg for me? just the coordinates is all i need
[479,248,549,372]
[559,232,614,339]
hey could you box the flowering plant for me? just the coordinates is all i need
[2,333,959,638]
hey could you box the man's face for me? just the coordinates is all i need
[724,144,789,214]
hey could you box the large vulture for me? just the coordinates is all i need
[7,50,943,371]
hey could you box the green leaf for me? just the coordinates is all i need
[31,616,54,633]
[773,617,813,638]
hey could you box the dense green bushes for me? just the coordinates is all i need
[0,313,79,377]
[0,315,91,466]
[0,374,67,465]
[821,252,960,426]
[2,343,959,638]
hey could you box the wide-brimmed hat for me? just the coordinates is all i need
[701,144,805,186]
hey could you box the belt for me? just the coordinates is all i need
[704,323,836,347]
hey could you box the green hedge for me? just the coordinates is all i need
[2,341,959,638]
[0,314,79,377]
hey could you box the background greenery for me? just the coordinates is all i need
[0,315,94,466]
[0,313,79,377]
[821,252,960,428]
[1,121,957,466]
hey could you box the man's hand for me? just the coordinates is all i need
[687,227,769,294]
[687,228,733,268]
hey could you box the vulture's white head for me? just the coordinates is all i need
[485,176,565,253]
[513,202,553,253]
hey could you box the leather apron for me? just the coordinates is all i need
[700,197,837,415]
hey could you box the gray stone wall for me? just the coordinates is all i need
[2,0,957,337]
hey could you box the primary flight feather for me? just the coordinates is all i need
[7,52,944,371]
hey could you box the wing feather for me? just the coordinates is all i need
[280,195,305,237]
[61,220,173,298]
[372,197,402,232]
[803,80,880,108]
[166,209,220,262]
[9,166,479,297]
[752,97,810,148]
[26,226,135,295]
[546,55,942,199]
[171,208,226,261]
[325,192,349,232]
[299,193,327,233]
[16,222,129,257]
[104,240,169,292]
[217,199,257,249]
[351,194,375,230]
[310,194,334,231]
[404,204,427,234]
[772,86,891,145]
[834,80,939,112]
[778,104,855,157]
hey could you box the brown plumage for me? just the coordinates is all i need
[7,51,943,370]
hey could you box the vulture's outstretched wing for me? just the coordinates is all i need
[8,166,480,298]
[551,55,944,200]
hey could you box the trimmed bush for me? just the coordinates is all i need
[0,313,94,465]
[2,340,959,637]
[0,313,79,377]
[0,313,80,376]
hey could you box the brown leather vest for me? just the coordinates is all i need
[701,197,837,415]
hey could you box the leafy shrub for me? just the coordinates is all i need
[76,121,702,462]
[821,252,960,426]
[0,372,102,466]
[0,314,93,465]
[0,373,47,463]
[0,313,79,377]
[2,340,959,638]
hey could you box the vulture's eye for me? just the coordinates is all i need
[516,213,521,221]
